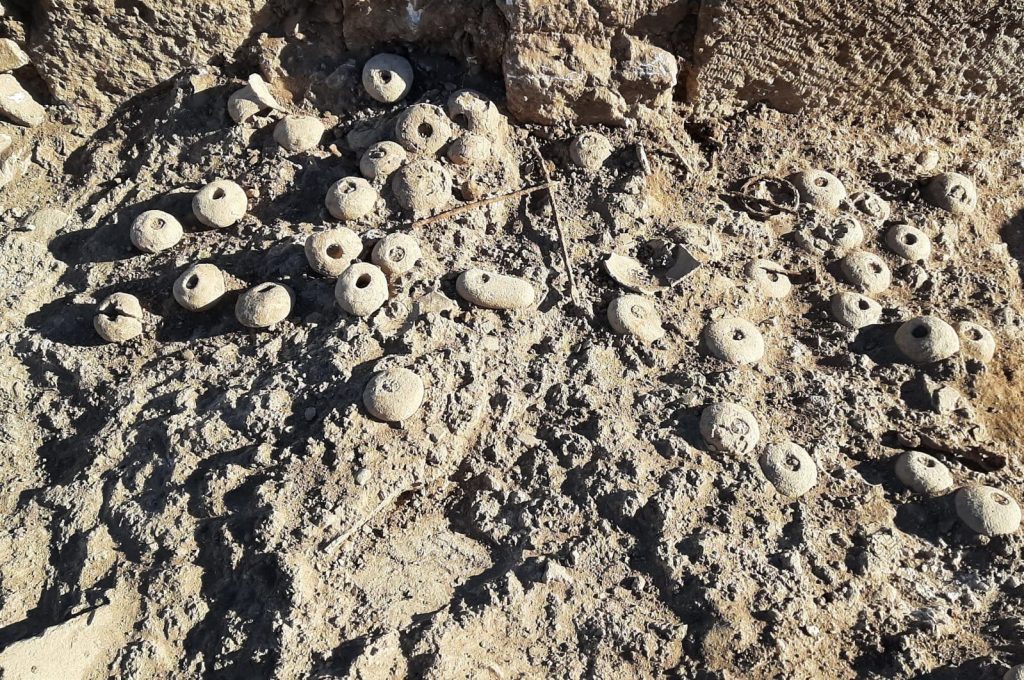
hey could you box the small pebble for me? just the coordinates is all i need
[699,402,760,456]
[305,227,363,277]
[362,53,414,103]
[830,292,881,329]
[359,141,407,181]
[193,179,247,228]
[130,210,183,253]
[335,262,389,316]
[895,316,960,364]
[789,169,846,211]
[894,451,953,495]
[94,293,144,343]
[926,172,977,215]
[273,115,324,152]
[760,442,817,497]
[235,283,293,328]
[745,259,792,299]
[394,103,452,155]
[840,251,891,294]
[1005,664,1024,680]
[703,317,764,364]
[363,367,424,422]
[371,233,421,277]
[607,294,665,343]
[915,149,940,173]
[885,223,931,261]
[325,177,377,221]
[392,159,452,214]
[955,486,1021,536]
[456,269,535,310]
[569,131,612,171]
[957,321,996,363]
[173,263,226,311]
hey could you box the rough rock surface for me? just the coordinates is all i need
[692,0,1024,119]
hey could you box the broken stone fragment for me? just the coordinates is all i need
[0,38,29,72]
[604,252,659,294]
[0,143,28,191]
[0,74,45,127]
[227,74,282,124]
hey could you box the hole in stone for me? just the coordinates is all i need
[904,233,918,245]
[968,328,982,340]
[870,262,883,274]
[923,457,936,468]
[341,181,356,194]
[212,188,226,200]
[326,243,344,259]
[369,148,385,159]
[389,246,406,262]
[453,113,470,129]
[814,176,828,188]
[732,329,745,341]
[418,122,434,138]
[911,324,930,339]
[630,304,646,318]
[785,454,801,471]
[728,419,750,435]
[479,273,490,284]
[994,493,1010,506]
[858,299,870,310]
[153,218,166,229]
[185,275,199,290]
[949,185,968,201]
[380,71,393,84]
[356,273,372,288]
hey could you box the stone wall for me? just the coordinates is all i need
[16,0,1024,126]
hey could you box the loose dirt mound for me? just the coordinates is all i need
[2,3,1024,679]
